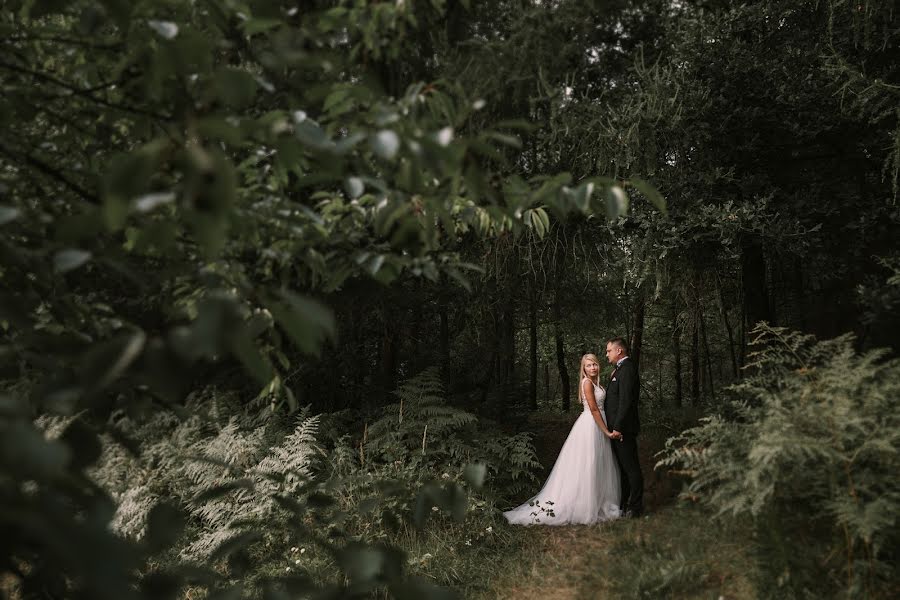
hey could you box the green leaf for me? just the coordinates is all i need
[210,531,264,561]
[192,479,255,505]
[445,267,472,292]
[229,327,275,384]
[145,502,186,553]
[0,422,71,480]
[334,132,366,154]
[170,31,215,73]
[60,419,102,471]
[267,292,336,355]
[366,254,386,276]
[133,192,175,213]
[371,130,400,160]
[484,131,522,149]
[197,117,246,146]
[463,464,487,490]
[323,86,353,113]
[570,181,594,214]
[0,206,20,225]
[335,543,395,586]
[215,68,259,109]
[148,20,179,39]
[82,330,147,391]
[344,177,365,199]
[98,0,131,28]
[295,120,335,152]
[605,185,629,220]
[103,150,159,229]
[629,177,667,215]
[535,207,550,233]
[28,0,71,19]
[53,249,92,273]
[242,18,283,36]
[525,209,545,238]
[414,482,467,527]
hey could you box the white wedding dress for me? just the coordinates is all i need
[503,379,621,525]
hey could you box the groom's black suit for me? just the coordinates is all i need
[605,356,644,515]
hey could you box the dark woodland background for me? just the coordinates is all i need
[1,0,898,598]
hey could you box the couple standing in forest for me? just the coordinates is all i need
[503,337,644,525]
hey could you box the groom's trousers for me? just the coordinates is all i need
[612,435,644,514]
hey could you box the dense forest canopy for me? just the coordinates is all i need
[1,0,898,598]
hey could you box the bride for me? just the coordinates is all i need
[503,353,621,525]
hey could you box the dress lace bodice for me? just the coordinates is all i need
[581,378,606,411]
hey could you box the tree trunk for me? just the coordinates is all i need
[691,318,700,406]
[489,280,516,416]
[631,292,646,370]
[543,360,550,405]
[742,237,772,330]
[528,286,538,410]
[716,271,739,378]
[672,302,683,408]
[410,297,422,372]
[553,286,570,411]
[378,305,399,405]
[502,299,516,393]
[439,299,450,383]
[699,306,716,403]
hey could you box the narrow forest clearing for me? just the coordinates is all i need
[473,413,756,600]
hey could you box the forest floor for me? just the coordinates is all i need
[474,412,758,600]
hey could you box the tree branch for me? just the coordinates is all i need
[0,60,171,121]
[0,142,99,205]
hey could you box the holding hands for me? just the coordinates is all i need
[609,430,623,441]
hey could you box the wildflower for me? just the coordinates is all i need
[486,526,493,533]
[291,546,298,552]
[300,548,306,554]
[441,472,450,479]
[465,539,472,546]
[285,567,292,572]
[431,506,439,512]
[295,559,301,565]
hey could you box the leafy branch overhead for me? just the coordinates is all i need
[0,0,664,414]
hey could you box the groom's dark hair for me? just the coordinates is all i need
[606,337,629,354]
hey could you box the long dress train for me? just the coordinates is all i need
[503,379,621,525]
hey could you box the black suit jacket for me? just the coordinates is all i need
[605,357,640,435]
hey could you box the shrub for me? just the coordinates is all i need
[658,324,899,598]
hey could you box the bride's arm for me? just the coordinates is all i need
[582,379,614,438]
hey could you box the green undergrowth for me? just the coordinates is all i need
[475,504,758,600]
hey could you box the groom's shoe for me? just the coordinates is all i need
[624,508,644,519]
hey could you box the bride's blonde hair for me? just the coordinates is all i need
[580,353,602,387]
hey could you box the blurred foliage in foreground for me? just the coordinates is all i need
[0,2,659,598]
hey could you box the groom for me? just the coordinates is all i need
[604,337,644,517]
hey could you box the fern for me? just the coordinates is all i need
[658,324,900,597]
[470,431,543,497]
[359,368,540,495]
[365,367,477,463]
[180,409,322,561]
[86,393,324,563]
[325,368,543,542]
